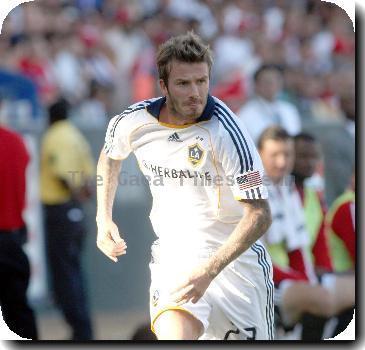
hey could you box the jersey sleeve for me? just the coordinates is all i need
[103,113,133,160]
[216,108,268,200]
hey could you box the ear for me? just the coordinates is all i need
[159,79,168,96]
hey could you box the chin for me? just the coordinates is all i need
[184,110,201,120]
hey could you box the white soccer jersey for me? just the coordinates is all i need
[103,95,274,339]
[104,95,267,258]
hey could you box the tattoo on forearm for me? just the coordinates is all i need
[207,199,271,278]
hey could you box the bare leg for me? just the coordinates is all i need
[282,282,334,323]
[331,274,355,313]
[281,275,355,325]
[154,309,204,340]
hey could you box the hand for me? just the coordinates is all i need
[96,219,127,262]
[170,265,214,305]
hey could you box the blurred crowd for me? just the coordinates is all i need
[0,0,354,121]
[0,0,355,341]
[0,0,355,203]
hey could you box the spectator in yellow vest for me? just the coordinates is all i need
[292,133,333,275]
[325,172,355,273]
[323,172,355,336]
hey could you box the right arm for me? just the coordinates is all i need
[96,150,126,262]
[96,106,142,261]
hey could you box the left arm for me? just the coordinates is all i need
[172,199,271,304]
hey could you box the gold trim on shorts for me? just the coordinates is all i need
[150,306,197,334]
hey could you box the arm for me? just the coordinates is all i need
[205,199,271,277]
[96,150,127,262]
[172,199,272,304]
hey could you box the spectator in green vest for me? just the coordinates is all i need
[325,172,355,273]
[292,133,333,275]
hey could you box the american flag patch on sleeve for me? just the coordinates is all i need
[236,170,263,190]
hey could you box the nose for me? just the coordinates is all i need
[189,83,199,98]
[276,154,288,169]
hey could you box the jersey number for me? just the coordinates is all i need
[223,326,256,340]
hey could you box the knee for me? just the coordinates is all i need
[154,310,203,340]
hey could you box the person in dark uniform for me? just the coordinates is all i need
[0,118,38,339]
[40,97,95,340]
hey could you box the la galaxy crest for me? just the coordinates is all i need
[188,143,204,167]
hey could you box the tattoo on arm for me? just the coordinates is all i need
[205,199,272,278]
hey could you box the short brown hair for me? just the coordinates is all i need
[257,126,291,150]
[156,31,213,86]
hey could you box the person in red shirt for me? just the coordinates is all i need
[0,105,38,339]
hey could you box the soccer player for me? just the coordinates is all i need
[96,32,273,340]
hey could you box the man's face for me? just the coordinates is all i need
[256,69,282,101]
[293,139,321,179]
[260,139,294,183]
[160,60,209,121]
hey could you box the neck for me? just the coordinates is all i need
[160,102,196,126]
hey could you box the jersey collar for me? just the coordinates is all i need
[146,94,215,122]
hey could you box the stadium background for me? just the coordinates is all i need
[0,0,355,340]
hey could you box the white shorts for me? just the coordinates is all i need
[149,242,274,340]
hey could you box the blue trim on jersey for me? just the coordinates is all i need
[214,111,246,173]
[110,101,153,140]
[257,188,262,199]
[146,94,216,122]
[258,244,275,340]
[257,243,275,340]
[251,243,275,340]
[146,97,166,118]
[215,102,254,171]
[251,245,271,338]
[251,244,273,340]
[250,188,256,199]
[214,108,252,173]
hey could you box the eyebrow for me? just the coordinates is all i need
[175,76,209,82]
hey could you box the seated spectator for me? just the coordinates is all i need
[237,64,301,143]
[292,133,333,275]
[258,126,354,339]
[323,172,355,337]
[326,171,355,273]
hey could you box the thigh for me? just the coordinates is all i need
[149,262,211,337]
[205,254,274,340]
[153,309,203,340]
